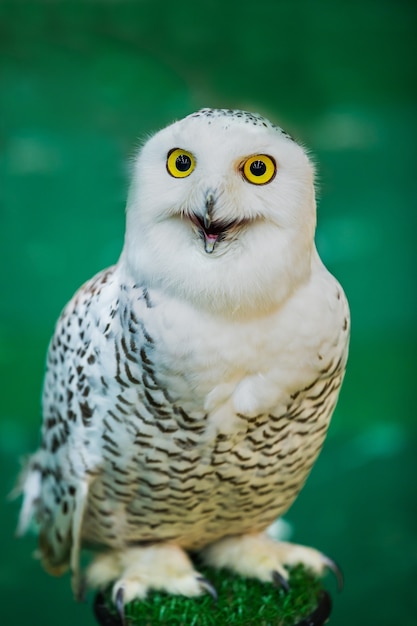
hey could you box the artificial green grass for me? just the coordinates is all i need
[95,565,326,626]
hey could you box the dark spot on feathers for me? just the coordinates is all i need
[142,288,153,308]
[51,434,61,453]
[46,417,57,429]
[79,401,93,425]
[140,347,152,366]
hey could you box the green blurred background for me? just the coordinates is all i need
[1,1,416,624]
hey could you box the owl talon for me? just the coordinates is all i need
[114,586,126,626]
[196,576,218,602]
[272,570,290,593]
[324,556,344,592]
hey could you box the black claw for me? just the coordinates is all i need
[325,557,344,592]
[197,575,218,602]
[114,587,126,626]
[272,570,290,593]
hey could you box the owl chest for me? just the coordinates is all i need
[93,385,331,548]
[89,303,342,546]
[136,303,290,413]
[106,294,335,453]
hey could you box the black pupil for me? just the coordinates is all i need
[250,160,266,176]
[176,154,192,172]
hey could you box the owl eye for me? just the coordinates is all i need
[167,148,196,178]
[242,154,276,185]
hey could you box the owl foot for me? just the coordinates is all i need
[87,543,215,620]
[201,533,343,590]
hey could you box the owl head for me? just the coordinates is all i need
[122,109,317,317]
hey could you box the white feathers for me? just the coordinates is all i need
[121,109,317,316]
[16,467,41,536]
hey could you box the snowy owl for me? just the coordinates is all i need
[17,108,349,615]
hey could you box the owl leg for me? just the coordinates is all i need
[87,543,215,616]
[200,533,343,590]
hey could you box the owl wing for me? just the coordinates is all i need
[16,267,122,590]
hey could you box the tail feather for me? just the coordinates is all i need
[70,479,90,600]
[16,455,91,590]
[15,463,41,537]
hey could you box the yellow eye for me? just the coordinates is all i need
[242,154,276,185]
[166,148,196,178]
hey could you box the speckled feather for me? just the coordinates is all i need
[17,108,349,589]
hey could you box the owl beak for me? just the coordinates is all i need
[203,233,218,254]
[204,192,214,230]
[202,192,217,254]
[191,191,238,254]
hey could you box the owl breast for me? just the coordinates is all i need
[75,267,347,551]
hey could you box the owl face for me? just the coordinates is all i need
[123,109,317,316]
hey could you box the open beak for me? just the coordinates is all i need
[204,193,214,230]
[201,191,220,254]
[190,191,245,254]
